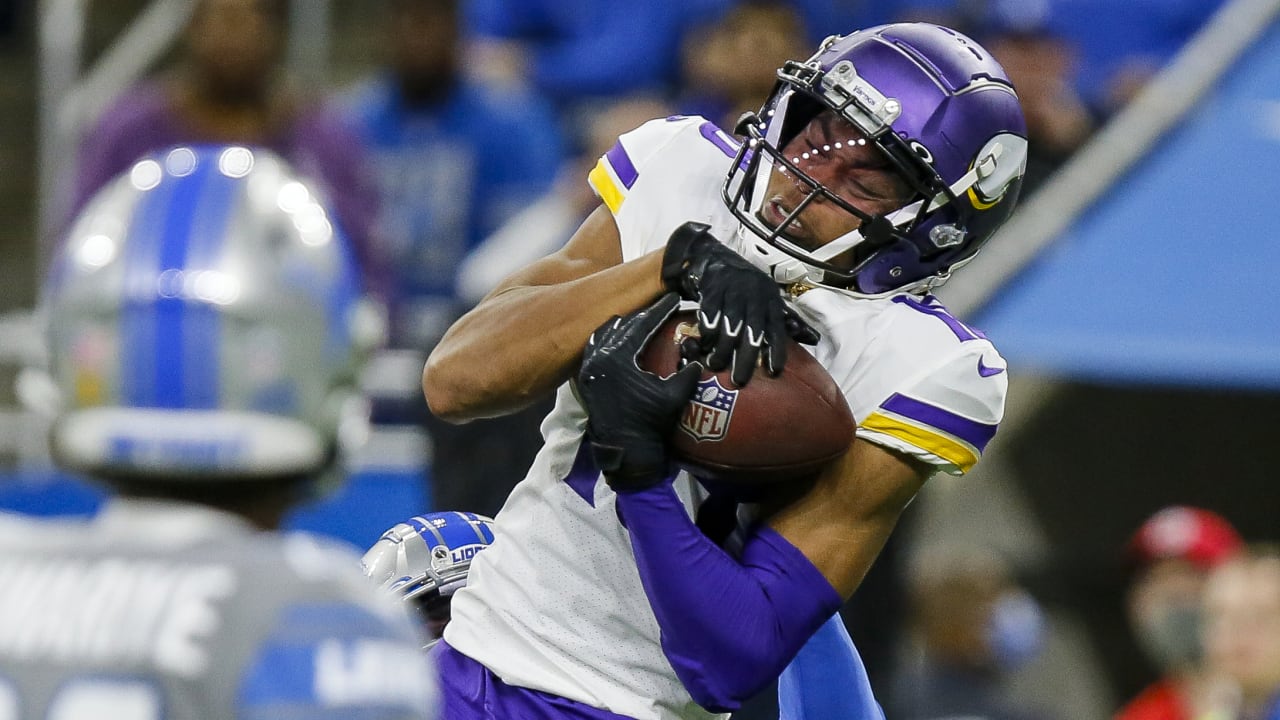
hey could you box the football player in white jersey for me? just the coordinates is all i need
[423,22,1027,720]
[0,146,436,720]
[364,511,886,718]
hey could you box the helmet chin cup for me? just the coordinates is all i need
[768,256,815,285]
[735,227,821,285]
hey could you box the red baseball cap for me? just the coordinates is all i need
[1127,506,1244,572]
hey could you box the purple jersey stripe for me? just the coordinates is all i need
[891,295,986,342]
[563,438,599,506]
[605,141,639,189]
[699,121,741,158]
[880,393,997,452]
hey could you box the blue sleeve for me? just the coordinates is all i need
[778,613,885,720]
[237,602,434,720]
[615,481,843,712]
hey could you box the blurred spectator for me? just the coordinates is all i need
[343,0,565,351]
[1050,0,1227,116]
[890,547,1051,720]
[342,0,565,518]
[974,0,1093,194]
[462,0,731,120]
[70,0,384,296]
[677,1,808,133]
[457,95,674,305]
[1116,506,1244,720]
[1196,547,1280,720]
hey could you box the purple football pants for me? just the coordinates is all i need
[434,639,636,720]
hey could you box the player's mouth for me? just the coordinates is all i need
[763,199,817,247]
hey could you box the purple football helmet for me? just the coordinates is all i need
[724,23,1028,295]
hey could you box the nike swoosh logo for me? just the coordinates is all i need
[977,356,1006,377]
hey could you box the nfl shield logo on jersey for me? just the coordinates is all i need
[679,376,737,442]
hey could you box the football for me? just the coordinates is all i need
[639,311,855,485]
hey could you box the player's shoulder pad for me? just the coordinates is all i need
[587,114,739,216]
[857,295,1008,476]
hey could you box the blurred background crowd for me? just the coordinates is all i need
[1,0,1279,718]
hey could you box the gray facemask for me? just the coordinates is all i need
[1137,604,1203,671]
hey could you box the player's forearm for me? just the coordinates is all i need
[423,253,665,422]
[768,440,928,596]
[615,482,843,712]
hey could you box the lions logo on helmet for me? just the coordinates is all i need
[724,22,1029,295]
[34,145,380,483]
[362,511,497,643]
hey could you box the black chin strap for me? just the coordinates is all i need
[861,215,897,248]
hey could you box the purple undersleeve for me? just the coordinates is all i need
[615,481,843,712]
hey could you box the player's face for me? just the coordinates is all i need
[187,0,283,94]
[1128,559,1207,671]
[1202,560,1280,692]
[416,593,452,640]
[758,111,913,267]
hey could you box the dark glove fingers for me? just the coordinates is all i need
[615,292,683,359]
[731,338,762,386]
[695,281,727,360]
[763,301,787,376]
[708,308,742,374]
[730,294,765,386]
[678,336,702,365]
[783,306,821,345]
[661,222,715,299]
[666,360,704,410]
[581,315,624,382]
[590,315,626,351]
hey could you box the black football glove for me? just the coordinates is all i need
[577,293,703,492]
[660,221,820,387]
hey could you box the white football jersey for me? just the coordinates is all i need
[444,116,1008,720]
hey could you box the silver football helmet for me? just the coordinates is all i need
[36,145,380,481]
[362,511,497,641]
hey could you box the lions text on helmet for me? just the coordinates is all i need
[362,512,497,646]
